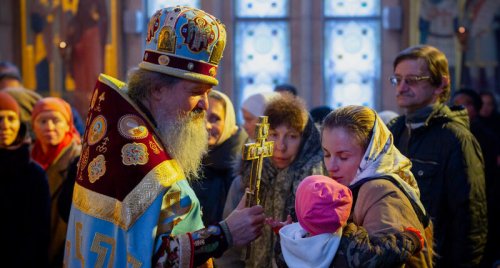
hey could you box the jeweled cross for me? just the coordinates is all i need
[242,116,274,207]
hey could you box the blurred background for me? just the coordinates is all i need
[1,0,498,121]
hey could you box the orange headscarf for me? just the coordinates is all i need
[31,97,81,170]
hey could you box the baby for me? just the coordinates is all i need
[269,175,425,268]
[278,175,352,268]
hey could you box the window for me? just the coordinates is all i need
[234,0,290,108]
[324,0,381,108]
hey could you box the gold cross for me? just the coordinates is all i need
[242,116,274,207]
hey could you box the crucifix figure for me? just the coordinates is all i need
[242,116,274,207]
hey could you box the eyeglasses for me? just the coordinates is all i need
[389,75,431,87]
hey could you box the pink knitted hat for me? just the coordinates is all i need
[295,175,353,235]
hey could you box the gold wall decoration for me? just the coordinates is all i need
[21,0,119,119]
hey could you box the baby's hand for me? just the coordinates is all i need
[265,215,293,234]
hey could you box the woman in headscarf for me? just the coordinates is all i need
[192,90,248,226]
[31,97,81,267]
[219,93,328,267]
[321,105,433,267]
[0,92,51,267]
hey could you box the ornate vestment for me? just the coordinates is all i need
[64,74,204,267]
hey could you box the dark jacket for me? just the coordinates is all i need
[58,156,80,223]
[0,125,51,267]
[192,127,248,226]
[470,118,500,268]
[388,104,487,267]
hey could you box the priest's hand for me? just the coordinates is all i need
[224,193,265,247]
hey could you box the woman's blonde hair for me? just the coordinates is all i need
[321,105,375,151]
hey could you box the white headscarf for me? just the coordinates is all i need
[211,90,238,146]
[241,91,280,117]
[351,110,426,215]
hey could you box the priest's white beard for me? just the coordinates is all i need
[156,109,208,180]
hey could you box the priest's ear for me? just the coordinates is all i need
[151,86,166,102]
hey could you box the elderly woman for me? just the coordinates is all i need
[192,90,248,226]
[219,93,327,267]
[322,105,433,267]
[31,97,81,267]
[0,92,51,267]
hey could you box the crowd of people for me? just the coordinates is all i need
[1,5,499,268]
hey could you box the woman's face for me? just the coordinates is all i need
[321,127,365,186]
[0,110,21,148]
[268,124,302,169]
[206,98,226,146]
[34,110,70,146]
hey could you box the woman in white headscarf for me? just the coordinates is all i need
[192,90,248,226]
[322,105,433,267]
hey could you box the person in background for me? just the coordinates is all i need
[322,105,434,267]
[479,91,500,124]
[478,91,500,166]
[0,61,43,139]
[64,6,265,267]
[220,93,327,267]
[274,83,298,96]
[31,97,82,267]
[387,45,487,267]
[0,91,51,267]
[240,91,279,141]
[192,90,248,226]
[0,61,85,137]
[451,89,498,178]
[309,105,333,126]
[452,88,500,267]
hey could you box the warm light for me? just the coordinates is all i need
[458,26,466,34]
[59,41,67,49]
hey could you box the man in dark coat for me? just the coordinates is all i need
[387,45,487,267]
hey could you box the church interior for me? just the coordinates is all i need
[1,0,499,121]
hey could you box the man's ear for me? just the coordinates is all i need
[440,75,450,89]
[150,86,164,101]
[434,75,449,97]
